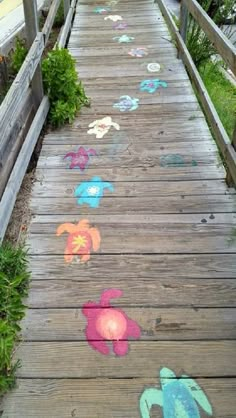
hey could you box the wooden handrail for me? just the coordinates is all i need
[0,33,44,156]
[0,97,50,241]
[57,0,77,48]
[156,0,236,186]
[182,0,236,75]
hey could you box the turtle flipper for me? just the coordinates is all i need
[140,388,163,418]
[180,377,213,416]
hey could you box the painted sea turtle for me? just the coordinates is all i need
[56,219,100,263]
[82,288,141,356]
[140,367,213,418]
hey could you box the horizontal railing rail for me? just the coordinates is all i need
[156,0,236,186]
[182,0,236,74]
[0,0,78,241]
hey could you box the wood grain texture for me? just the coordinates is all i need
[29,195,236,215]
[28,254,236,279]
[2,378,236,418]
[25,278,236,308]
[14,341,236,378]
[27,213,236,254]
[3,0,236,416]
[31,180,236,198]
[21,307,236,340]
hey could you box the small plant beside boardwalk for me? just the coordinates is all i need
[0,243,30,395]
[42,47,90,127]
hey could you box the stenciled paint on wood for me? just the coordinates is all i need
[63,146,97,170]
[113,21,128,30]
[160,154,198,167]
[106,0,119,6]
[140,367,213,418]
[104,15,123,22]
[74,177,114,208]
[113,95,139,112]
[113,34,135,43]
[56,220,100,263]
[128,47,149,58]
[147,63,162,73]
[93,6,110,14]
[87,116,120,138]
[82,288,141,356]
[140,79,168,93]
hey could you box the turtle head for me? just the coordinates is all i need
[160,367,176,388]
[91,176,102,182]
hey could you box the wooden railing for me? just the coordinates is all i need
[0,0,78,241]
[156,0,236,186]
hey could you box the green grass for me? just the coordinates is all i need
[199,61,236,139]
[0,243,30,395]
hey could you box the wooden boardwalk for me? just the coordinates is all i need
[2,0,236,416]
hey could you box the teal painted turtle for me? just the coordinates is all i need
[140,367,213,418]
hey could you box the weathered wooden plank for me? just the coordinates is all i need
[25,278,236,308]
[30,212,236,225]
[37,151,220,169]
[40,141,218,156]
[30,195,236,215]
[0,97,49,241]
[35,165,226,181]
[69,36,173,47]
[27,214,236,254]
[73,15,163,27]
[69,45,177,58]
[76,63,189,78]
[14,341,236,377]
[22,307,236,340]
[3,378,236,418]
[42,115,213,144]
[31,180,235,198]
[28,253,236,280]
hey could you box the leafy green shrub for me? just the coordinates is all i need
[0,243,30,395]
[11,38,27,74]
[42,47,90,127]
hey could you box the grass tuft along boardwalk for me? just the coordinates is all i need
[2,0,236,416]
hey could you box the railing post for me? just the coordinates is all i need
[178,0,189,58]
[63,0,70,20]
[23,0,44,107]
[232,124,236,151]
[226,123,236,187]
[0,56,8,90]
